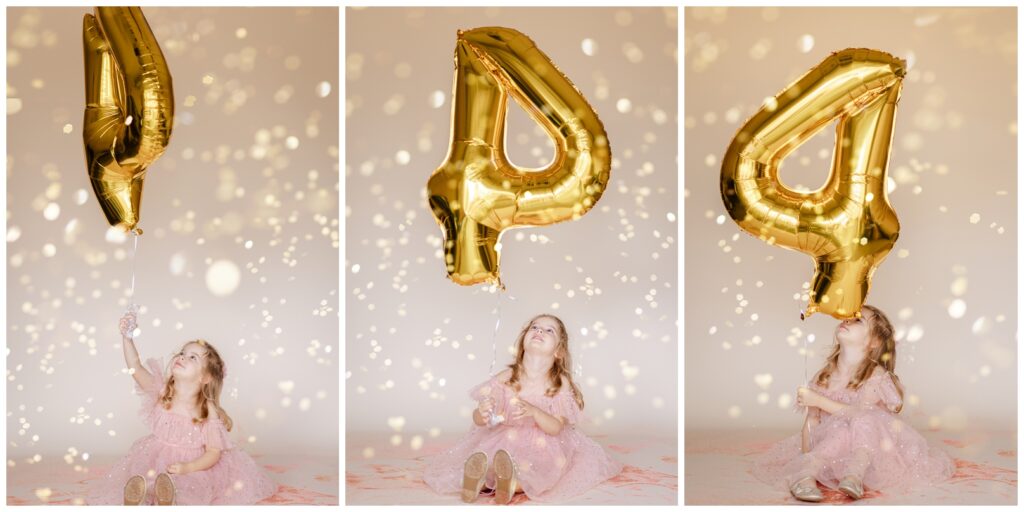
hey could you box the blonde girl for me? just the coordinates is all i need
[424,314,622,504]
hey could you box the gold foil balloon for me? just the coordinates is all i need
[721,49,905,319]
[82,7,174,233]
[427,27,611,287]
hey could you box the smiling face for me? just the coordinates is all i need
[524,316,563,358]
[170,342,209,384]
[835,309,878,356]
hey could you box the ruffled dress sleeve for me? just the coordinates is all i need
[857,369,903,412]
[469,375,507,406]
[547,388,582,426]
[136,358,167,425]
[201,416,235,451]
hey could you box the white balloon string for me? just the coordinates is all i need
[803,335,808,384]
[488,285,516,376]
[803,335,810,436]
[129,231,139,304]
[489,288,502,376]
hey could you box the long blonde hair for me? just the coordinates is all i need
[814,305,904,413]
[159,339,234,431]
[506,314,585,409]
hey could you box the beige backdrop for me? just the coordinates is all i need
[346,7,678,454]
[685,7,1016,431]
[6,7,339,460]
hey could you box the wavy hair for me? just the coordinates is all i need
[159,339,234,431]
[505,314,585,410]
[813,305,904,413]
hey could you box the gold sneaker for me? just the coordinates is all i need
[154,473,176,506]
[122,474,146,506]
[789,477,823,502]
[493,449,518,505]
[838,475,864,500]
[460,452,488,503]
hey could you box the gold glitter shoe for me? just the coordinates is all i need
[493,449,518,505]
[154,473,176,506]
[122,475,146,506]
[838,475,864,500]
[789,477,823,502]
[460,452,488,503]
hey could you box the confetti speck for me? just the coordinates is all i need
[948,299,966,319]
[797,34,814,53]
[205,260,241,297]
[616,98,632,113]
[581,38,597,56]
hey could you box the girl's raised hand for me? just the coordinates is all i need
[119,311,138,338]
[796,386,821,408]
[476,397,495,423]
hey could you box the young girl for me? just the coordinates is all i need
[423,314,622,504]
[753,305,954,502]
[88,311,276,505]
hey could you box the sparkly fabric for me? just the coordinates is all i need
[423,374,622,502]
[752,369,954,493]
[87,359,276,505]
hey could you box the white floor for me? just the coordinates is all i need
[346,431,678,505]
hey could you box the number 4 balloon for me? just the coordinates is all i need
[427,27,611,288]
[721,49,904,319]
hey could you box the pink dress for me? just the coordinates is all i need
[423,374,623,502]
[88,359,276,505]
[753,369,954,494]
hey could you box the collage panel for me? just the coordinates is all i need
[3,3,1021,510]
[346,6,678,506]
[6,7,339,505]
[684,6,1016,506]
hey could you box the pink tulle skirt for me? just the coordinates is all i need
[87,433,276,505]
[753,405,954,493]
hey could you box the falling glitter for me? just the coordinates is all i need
[429,90,445,108]
[948,299,966,319]
[797,34,814,53]
[205,260,241,297]
[581,38,597,56]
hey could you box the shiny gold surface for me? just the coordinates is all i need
[721,49,904,319]
[427,27,611,287]
[82,6,174,233]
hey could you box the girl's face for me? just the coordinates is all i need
[171,343,208,383]
[524,317,562,358]
[835,310,876,355]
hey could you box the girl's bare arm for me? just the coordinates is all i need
[812,394,847,415]
[509,398,565,436]
[530,406,566,436]
[800,408,820,453]
[168,448,222,474]
[120,314,154,390]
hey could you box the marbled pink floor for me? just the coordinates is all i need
[686,428,1016,505]
[7,453,338,506]
[347,432,677,505]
